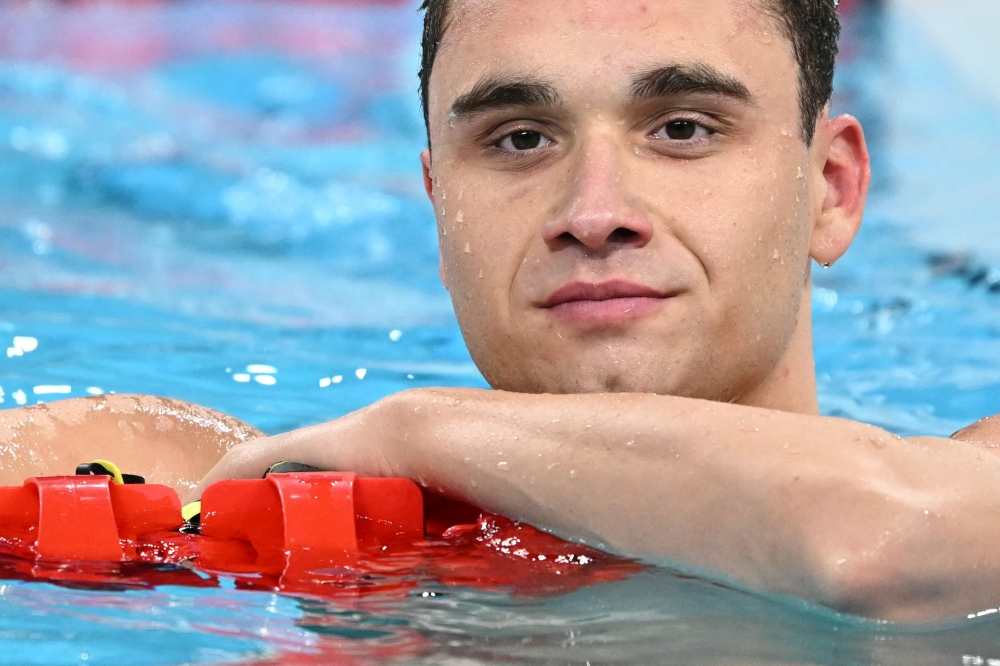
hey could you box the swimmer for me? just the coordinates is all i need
[3,0,1000,622]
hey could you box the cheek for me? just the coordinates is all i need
[709,177,812,348]
[687,153,809,279]
[436,167,548,296]
[436,188,517,307]
[433,175,474,283]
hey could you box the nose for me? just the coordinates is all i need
[542,137,654,254]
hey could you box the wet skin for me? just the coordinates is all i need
[422,0,840,409]
[0,396,260,494]
[2,0,1000,623]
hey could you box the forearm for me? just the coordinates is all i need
[400,390,1000,619]
[392,389,911,598]
[194,388,1000,620]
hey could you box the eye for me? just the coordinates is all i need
[497,130,552,152]
[652,119,713,142]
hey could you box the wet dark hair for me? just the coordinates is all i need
[418,0,841,144]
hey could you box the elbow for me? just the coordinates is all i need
[794,478,959,622]
[811,543,913,620]
[806,515,980,623]
[787,435,1000,623]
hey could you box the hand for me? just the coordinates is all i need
[186,394,407,503]
[0,395,261,494]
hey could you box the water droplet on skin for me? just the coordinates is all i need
[498,461,509,471]
[569,470,578,479]
[704,188,712,195]
[464,243,471,254]
[773,249,780,260]
[797,166,804,179]
[478,270,484,279]
[456,210,464,224]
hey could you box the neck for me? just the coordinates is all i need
[739,287,820,414]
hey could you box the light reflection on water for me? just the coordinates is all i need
[0,0,998,664]
[0,577,316,664]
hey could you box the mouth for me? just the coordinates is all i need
[539,280,676,323]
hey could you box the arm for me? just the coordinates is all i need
[0,395,262,493]
[193,388,1000,621]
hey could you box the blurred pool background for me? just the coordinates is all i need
[0,0,998,663]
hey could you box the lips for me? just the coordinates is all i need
[540,280,674,322]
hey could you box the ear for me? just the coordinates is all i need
[809,114,871,266]
[421,148,451,290]
[421,149,435,204]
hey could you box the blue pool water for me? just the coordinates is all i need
[0,0,999,663]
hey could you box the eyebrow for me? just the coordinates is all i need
[447,64,753,123]
[630,63,754,104]
[449,76,560,120]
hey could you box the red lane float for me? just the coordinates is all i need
[0,472,641,598]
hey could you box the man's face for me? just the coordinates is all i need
[425,0,819,400]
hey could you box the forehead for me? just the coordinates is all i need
[445,0,771,37]
[430,0,796,114]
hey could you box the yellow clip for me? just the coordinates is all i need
[182,501,202,522]
[91,459,125,486]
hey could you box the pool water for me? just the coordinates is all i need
[0,0,998,664]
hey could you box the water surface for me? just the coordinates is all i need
[0,1,998,663]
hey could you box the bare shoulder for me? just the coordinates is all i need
[951,415,1000,448]
[0,395,263,493]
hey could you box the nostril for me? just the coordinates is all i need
[545,221,651,251]
[608,227,640,243]
[543,230,579,250]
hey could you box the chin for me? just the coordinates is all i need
[480,361,654,395]
[473,336,702,396]
[540,362,684,395]
[558,375,667,395]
